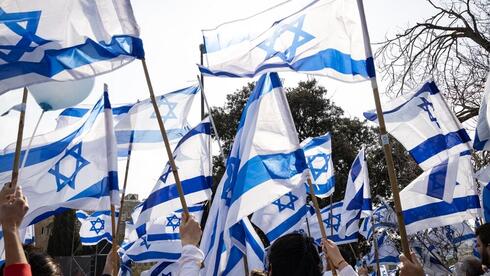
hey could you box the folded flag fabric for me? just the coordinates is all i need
[473,73,490,151]
[76,210,119,245]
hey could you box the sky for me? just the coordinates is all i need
[0,0,436,199]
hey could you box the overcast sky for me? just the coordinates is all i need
[0,0,435,198]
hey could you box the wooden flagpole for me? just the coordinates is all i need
[356,0,411,259]
[10,87,28,189]
[200,44,206,120]
[307,177,337,276]
[328,195,335,237]
[141,59,189,214]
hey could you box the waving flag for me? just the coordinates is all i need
[306,201,358,245]
[0,91,119,227]
[124,204,205,263]
[359,200,397,240]
[134,118,212,230]
[401,156,480,234]
[0,0,144,94]
[252,185,308,243]
[366,231,399,266]
[474,74,490,151]
[364,80,471,170]
[199,0,374,81]
[76,210,119,245]
[301,133,335,198]
[200,73,307,275]
[476,166,490,223]
[338,147,371,238]
[411,238,451,275]
[141,261,177,276]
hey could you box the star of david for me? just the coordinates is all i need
[307,153,330,180]
[444,226,455,241]
[258,15,315,63]
[159,165,172,183]
[417,97,440,128]
[0,8,52,63]
[140,236,151,250]
[222,157,239,205]
[272,192,298,212]
[48,143,89,192]
[162,273,171,276]
[323,213,341,232]
[150,97,178,123]
[89,217,105,235]
[166,214,181,231]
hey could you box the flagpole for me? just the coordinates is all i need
[307,177,337,276]
[305,198,312,237]
[110,204,118,275]
[10,87,28,189]
[329,195,335,237]
[140,59,189,214]
[19,111,45,173]
[200,44,206,120]
[356,0,411,259]
[372,216,381,276]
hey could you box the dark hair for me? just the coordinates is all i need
[476,223,490,246]
[24,245,62,276]
[459,256,484,276]
[268,233,322,276]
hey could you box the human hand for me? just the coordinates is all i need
[399,252,424,276]
[180,212,202,246]
[322,238,348,270]
[0,183,16,206]
[0,187,28,231]
[358,266,368,276]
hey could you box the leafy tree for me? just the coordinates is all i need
[47,210,80,256]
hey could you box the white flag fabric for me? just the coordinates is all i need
[359,200,397,240]
[76,210,119,245]
[476,166,490,223]
[338,147,371,238]
[474,73,490,151]
[366,231,399,266]
[407,154,460,203]
[0,91,120,227]
[199,72,307,275]
[141,261,178,276]
[199,0,374,81]
[134,118,212,231]
[301,133,335,198]
[0,0,144,94]
[364,80,471,170]
[252,185,308,243]
[305,201,358,245]
[410,238,452,275]
[401,156,480,234]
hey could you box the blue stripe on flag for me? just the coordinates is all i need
[426,162,448,200]
[409,129,471,164]
[148,262,174,276]
[266,205,308,242]
[174,122,211,149]
[30,207,70,226]
[148,233,180,241]
[0,35,144,81]
[302,135,331,151]
[68,171,118,201]
[80,232,112,243]
[403,195,480,225]
[230,149,307,204]
[127,252,181,262]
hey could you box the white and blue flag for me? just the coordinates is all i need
[305,201,358,245]
[141,261,177,276]
[199,0,374,81]
[301,133,335,198]
[134,117,212,231]
[338,147,371,238]
[367,231,399,266]
[407,155,460,203]
[401,156,480,234]
[364,80,471,170]
[0,91,120,227]
[473,73,490,151]
[359,200,397,240]
[476,166,490,223]
[124,204,205,263]
[252,185,308,243]
[76,210,119,245]
[0,0,144,94]
[199,72,307,275]
[411,238,451,275]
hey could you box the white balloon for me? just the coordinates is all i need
[28,78,95,111]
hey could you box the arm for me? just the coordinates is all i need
[399,252,424,276]
[322,239,358,276]
[178,212,203,275]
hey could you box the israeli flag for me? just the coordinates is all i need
[338,147,372,238]
[199,73,307,275]
[427,221,476,246]
[118,259,133,276]
[305,201,358,245]
[301,133,335,198]
[408,155,460,203]
[474,73,490,151]
[76,210,119,245]
[364,80,471,170]
[56,103,134,130]
[199,0,374,81]
[401,156,480,234]
[367,231,399,266]
[252,185,308,243]
[359,200,397,240]
[141,261,177,276]
[476,166,490,223]
[0,0,144,94]
[0,91,120,227]
[134,117,212,230]
[124,204,205,263]
[410,239,451,275]
[57,85,198,156]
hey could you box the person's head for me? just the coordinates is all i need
[24,245,62,276]
[267,233,322,276]
[476,223,490,265]
[455,256,484,276]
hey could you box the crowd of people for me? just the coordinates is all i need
[0,182,489,276]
